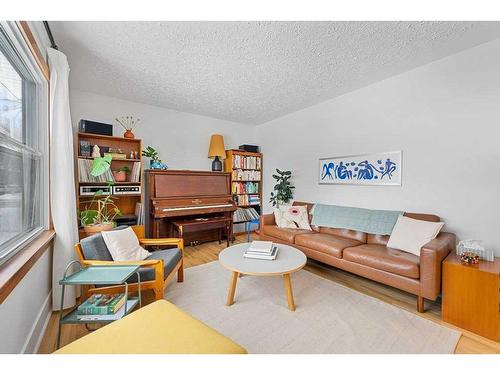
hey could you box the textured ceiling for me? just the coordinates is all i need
[51,21,500,125]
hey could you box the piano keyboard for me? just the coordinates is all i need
[161,204,234,212]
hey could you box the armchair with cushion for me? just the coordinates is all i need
[74,225,184,301]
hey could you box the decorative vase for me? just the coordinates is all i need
[83,222,114,235]
[113,171,127,182]
[123,129,135,139]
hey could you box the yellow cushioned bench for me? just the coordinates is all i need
[55,300,247,354]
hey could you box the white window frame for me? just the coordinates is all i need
[0,21,49,266]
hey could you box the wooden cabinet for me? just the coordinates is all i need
[442,252,500,341]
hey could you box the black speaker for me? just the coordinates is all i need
[239,144,259,153]
[79,119,113,136]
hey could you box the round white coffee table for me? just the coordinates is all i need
[218,243,307,311]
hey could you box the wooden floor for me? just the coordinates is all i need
[39,233,500,354]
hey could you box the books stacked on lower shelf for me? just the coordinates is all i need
[244,240,278,260]
[233,207,260,222]
[76,293,129,321]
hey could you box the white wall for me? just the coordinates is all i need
[70,90,256,170]
[0,250,52,353]
[257,38,500,255]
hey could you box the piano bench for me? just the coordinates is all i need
[172,217,233,247]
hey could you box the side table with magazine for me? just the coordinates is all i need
[57,261,142,348]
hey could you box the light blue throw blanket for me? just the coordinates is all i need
[311,204,403,235]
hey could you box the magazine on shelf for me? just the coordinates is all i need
[77,293,126,315]
[76,300,136,321]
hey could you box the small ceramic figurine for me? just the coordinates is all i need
[91,145,101,158]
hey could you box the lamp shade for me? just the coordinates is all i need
[208,134,226,159]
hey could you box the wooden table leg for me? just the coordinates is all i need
[226,271,239,306]
[283,273,296,311]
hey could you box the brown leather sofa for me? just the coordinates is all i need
[259,201,456,312]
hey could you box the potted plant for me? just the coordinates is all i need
[112,166,130,182]
[269,169,295,207]
[115,116,140,139]
[142,146,168,170]
[80,155,122,234]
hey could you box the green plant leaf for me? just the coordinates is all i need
[90,156,112,177]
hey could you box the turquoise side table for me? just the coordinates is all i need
[57,261,142,348]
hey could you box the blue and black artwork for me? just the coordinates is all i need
[321,157,397,181]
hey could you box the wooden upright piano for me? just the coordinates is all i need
[145,170,237,246]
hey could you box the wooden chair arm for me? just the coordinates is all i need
[81,259,163,268]
[139,238,184,249]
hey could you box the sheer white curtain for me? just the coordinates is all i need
[48,48,79,310]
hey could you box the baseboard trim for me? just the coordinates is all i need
[21,290,52,354]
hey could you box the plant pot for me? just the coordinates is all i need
[123,129,135,139]
[83,222,114,235]
[113,171,128,182]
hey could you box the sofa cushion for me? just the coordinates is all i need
[343,244,420,279]
[262,225,312,243]
[295,233,363,258]
[319,227,367,243]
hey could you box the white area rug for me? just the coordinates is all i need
[165,261,460,354]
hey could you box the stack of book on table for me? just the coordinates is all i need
[76,293,129,321]
[244,240,278,260]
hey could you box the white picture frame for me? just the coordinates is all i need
[319,151,402,186]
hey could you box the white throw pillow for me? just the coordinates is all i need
[101,227,151,261]
[387,215,444,256]
[274,205,312,230]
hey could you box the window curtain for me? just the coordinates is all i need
[48,48,79,310]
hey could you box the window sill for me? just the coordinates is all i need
[0,230,55,303]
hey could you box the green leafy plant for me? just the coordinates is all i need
[79,155,121,229]
[269,169,295,207]
[142,146,160,163]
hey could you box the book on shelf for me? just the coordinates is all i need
[78,158,115,183]
[232,169,261,181]
[77,293,126,315]
[130,161,141,183]
[233,194,260,206]
[244,242,278,260]
[233,207,260,222]
[76,300,136,321]
[232,181,259,194]
[135,202,145,225]
[232,154,261,170]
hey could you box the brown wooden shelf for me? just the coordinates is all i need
[79,181,141,185]
[77,132,141,143]
[76,132,143,239]
[79,194,141,198]
[78,156,141,162]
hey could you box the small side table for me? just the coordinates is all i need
[57,261,142,348]
[442,253,500,341]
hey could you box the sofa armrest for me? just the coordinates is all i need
[260,213,276,230]
[419,232,456,300]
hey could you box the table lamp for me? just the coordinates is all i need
[208,134,226,171]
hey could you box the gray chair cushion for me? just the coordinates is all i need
[79,226,128,261]
[127,248,182,283]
